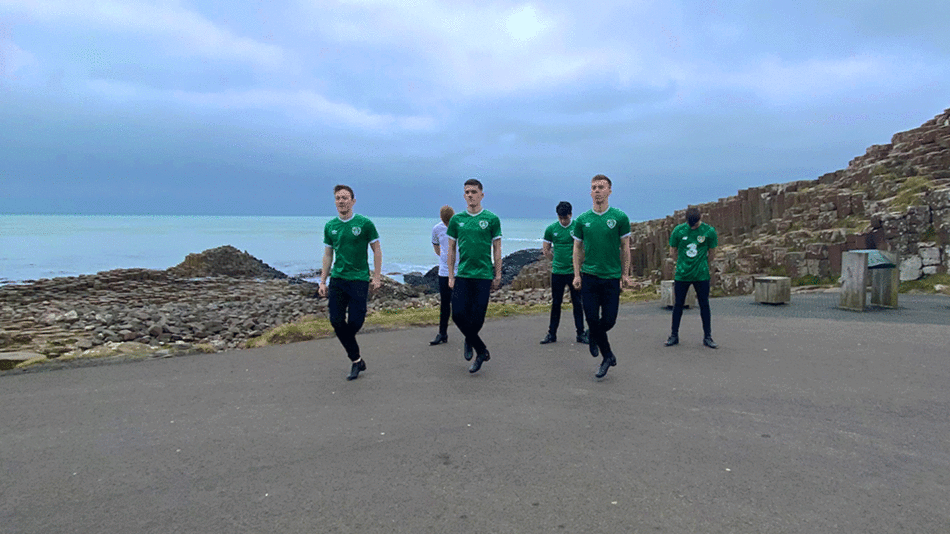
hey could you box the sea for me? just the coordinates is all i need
[0,214,551,285]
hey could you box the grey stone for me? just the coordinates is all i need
[899,256,923,281]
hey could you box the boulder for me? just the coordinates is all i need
[167,245,287,279]
[900,255,923,281]
[501,249,544,287]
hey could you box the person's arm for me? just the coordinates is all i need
[670,246,678,263]
[447,237,457,289]
[433,243,441,256]
[572,239,584,290]
[620,235,631,288]
[318,246,333,297]
[370,240,382,290]
[542,241,552,261]
[707,247,715,264]
[492,238,502,290]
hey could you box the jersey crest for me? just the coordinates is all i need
[697,235,705,243]
[606,219,616,229]
[352,227,361,236]
[479,220,489,229]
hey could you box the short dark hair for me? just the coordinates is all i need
[334,184,354,199]
[686,207,702,226]
[591,174,611,187]
[556,201,572,217]
[464,178,483,191]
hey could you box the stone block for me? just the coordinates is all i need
[899,256,923,281]
[754,276,790,304]
[870,251,899,308]
[660,280,697,308]
[840,251,868,311]
[919,244,941,266]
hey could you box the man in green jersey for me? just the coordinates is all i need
[572,175,631,379]
[665,206,718,349]
[540,201,588,345]
[318,185,383,380]
[447,179,502,374]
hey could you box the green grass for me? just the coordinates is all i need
[792,274,837,287]
[247,287,661,348]
[889,176,932,212]
[899,273,950,294]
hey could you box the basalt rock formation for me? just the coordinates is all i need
[629,107,950,294]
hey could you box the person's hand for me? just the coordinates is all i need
[448,276,455,290]
[492,276,501,291]
[318,282,327,298]
[371,276,382,291]
[572,275,581,290]
[621,275,631,290]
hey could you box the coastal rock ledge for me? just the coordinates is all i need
[0,245,556,368]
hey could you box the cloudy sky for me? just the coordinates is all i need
[1,0,947,221]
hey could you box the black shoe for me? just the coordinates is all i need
[540,333,556,344]
[463,341,473,361]
[589,339,599,357]
[664,334,679,347]
[346,359,366,381]
[429,333,448,345]
[703,336,718,349]
[576,331,590,344]
[469,350,490,373]
[595,353,616,379]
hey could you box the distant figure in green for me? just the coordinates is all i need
[540,201,588,345]
[572,175,631,379]
[318,185,383,380]
[665,206,718,349]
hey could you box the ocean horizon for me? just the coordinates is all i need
[0,214,551,285]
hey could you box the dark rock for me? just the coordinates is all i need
[404,268,440,294]
[166,245,288,279]
[501,249,543,287]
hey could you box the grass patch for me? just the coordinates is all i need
[792,274,837,287]
[899,273,950,294]
[768,265,789,277]
[246,317,335,348]
[248,287,660,348]
[833,215,871,232]
[889,176,932,212]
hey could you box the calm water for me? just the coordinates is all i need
[0,215,550,284]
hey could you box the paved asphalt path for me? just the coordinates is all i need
[2,294,949,533]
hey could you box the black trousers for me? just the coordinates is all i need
[671,279,711,337]
[327,279,369,361]
[451,277,492,355]
[549,272,585,337]
[581,274,621,357]
[437,276,452,335]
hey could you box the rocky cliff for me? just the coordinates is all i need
[629,107,950,294]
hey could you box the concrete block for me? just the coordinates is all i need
[840,251,868,311]
[660,280,697,308]
[754,276,791,304]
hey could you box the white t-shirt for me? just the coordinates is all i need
[431,221,458,277]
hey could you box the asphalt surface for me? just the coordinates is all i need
[2,293,949,533]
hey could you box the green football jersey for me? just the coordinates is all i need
[446,209,502,280]
[323,214,380,281]
[670,222,718,282]
[543,220,577,275]
[573,207,631,279]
